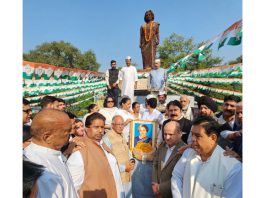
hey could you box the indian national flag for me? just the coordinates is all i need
[218,20,242,49]
[227,20,242,46]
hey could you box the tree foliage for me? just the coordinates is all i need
[78,50,100,71]
[158,33,222,71]
[23,41,100,71]
[227,55,242,65]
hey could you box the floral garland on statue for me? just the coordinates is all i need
[144,21,153,42]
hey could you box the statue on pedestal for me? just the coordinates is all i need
[140,10,160,70]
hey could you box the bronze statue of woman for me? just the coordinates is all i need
[140,10,160,70]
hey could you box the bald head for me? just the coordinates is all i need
[164,121,181,134]
[163,121,182,147]
[31,109,72,150]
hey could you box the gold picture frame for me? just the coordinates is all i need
[129,120,157,150]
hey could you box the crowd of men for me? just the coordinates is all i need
[23,56,242,198]
[23,95,242,197]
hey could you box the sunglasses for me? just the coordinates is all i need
[23,109,32,113]
[107,100,114,103]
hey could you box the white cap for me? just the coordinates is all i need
[146,94,156,100]
[158,91,166,96]
[155,58,161,63]
[125,56,131,60]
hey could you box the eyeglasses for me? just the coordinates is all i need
[112,123,125,126]
[107,101,114,103]
[23,109,32,113]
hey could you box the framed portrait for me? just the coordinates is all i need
[129,120,157,150]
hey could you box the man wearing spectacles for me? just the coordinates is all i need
[103,115,135,198]
[105,60,121,107]
[23,98,32,125]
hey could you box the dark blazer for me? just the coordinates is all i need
[152,140,186,198]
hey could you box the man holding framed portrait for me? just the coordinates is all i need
[130,97,162,197]
[130,119,157,197]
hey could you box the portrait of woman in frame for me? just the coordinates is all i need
[130,120,157,150]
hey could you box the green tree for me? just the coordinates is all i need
[23,41,101,71]
[227,55,242,65]
[158,33,222,71]
[78,50,100,71]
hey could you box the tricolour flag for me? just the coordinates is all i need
[218,20,242,49]
[227,20,242,46]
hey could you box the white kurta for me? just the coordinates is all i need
[119,65,138,102]
[139,104,148,115]
[67,140,125,198]
[157,116,167,147]
[171,146,242,198]
[182,105,193,121]
[115,109,134,143]
[24,143,78,198]
[141,109,164,125]
[98,107,118,126]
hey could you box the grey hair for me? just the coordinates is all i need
[112,115,124,123]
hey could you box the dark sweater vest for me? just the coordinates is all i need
[109,69,119,85]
